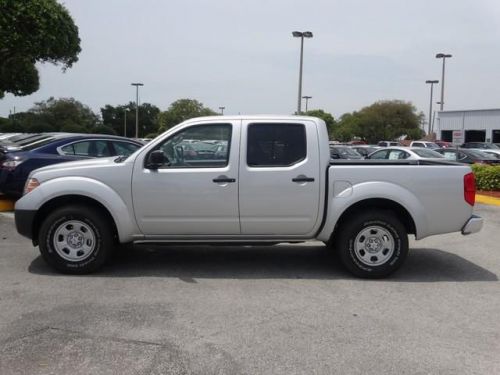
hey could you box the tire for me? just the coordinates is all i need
[334,210,408,278]
[38,205,114,274]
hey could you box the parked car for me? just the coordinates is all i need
[434,140,453,148]
[349,145,379,158]
[330,145,363,159]
[481,150,500,159]
[435,148,500,165]
[377,141,401,147]
[461,142,500,150]
[15,115,482,278]
[0,134,143,197]
[409,141,440,149]
[367,147,445,160]
[460,142,500,158]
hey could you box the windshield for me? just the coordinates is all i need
[331,146,362,158]
[20,136,57,151]
[413,149,444,158]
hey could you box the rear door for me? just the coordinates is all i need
[238,120,321,235]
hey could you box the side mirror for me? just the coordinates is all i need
[147,150,169,169]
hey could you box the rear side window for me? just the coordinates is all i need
[112,141,141,156]
[247,123,306,167]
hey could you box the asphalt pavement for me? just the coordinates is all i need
[0,205,499,375]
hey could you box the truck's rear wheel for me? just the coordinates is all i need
[335,210,408,278]
[38,205,114,274]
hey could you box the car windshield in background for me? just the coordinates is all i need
[427,142,440,148]
[331,146,362,158]
[19,136,58,151]
[468,150,498,160]
[412,149,444,158]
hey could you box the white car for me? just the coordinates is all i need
[472,149,500,159]
[409,141,440,149]
[367,147,445,160]
[15,116,481,278]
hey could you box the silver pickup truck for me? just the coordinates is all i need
[14,116,483,278]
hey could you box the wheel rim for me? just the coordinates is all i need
[53,220,96,262]
[354,225,395,266]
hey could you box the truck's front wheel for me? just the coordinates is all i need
[38,205,114,274]
[335,210,408,278]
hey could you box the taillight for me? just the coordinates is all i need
[464,172,476,206]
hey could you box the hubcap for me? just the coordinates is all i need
[354,226,395,266]
[53,220,96,262]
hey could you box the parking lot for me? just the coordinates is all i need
[0,204,499,375]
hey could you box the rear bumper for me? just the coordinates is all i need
[15,209,37,240]
[461,215,483,235]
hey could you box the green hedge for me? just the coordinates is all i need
[471,164,500,191]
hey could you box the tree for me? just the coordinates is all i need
[101,102,160,137]
[339,100,421,143]
[334,113,361,142]
[157,99,217,132]
[305,109,336,137]
[31,97,98,132]
[6,97,98,132]
[0,0,81,98]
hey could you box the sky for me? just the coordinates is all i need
[2,0,500,124]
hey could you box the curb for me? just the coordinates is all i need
[0,198,15,212]
[476,194,500,207]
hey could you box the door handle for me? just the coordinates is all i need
[292,176,315,183]
[213,177,236,183]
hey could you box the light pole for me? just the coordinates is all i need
[292,31,313,114]
[131,82,144,138]
[123,108,129,137]
[425,80,439,135]
[435,53,452,111]
[219,106,225,115]
[302,95,312,112]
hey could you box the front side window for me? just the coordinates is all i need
[247,123,306,167]
[369,150,389,159]
[152,124,231,168]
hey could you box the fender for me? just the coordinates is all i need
[15,177,142,243]
[317,181,428,241]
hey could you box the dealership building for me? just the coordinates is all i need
[436,109,500,144]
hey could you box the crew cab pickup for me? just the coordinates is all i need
[14,116,483,278]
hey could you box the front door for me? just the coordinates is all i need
[132,121,240,236]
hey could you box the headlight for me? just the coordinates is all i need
[1,159,24,170]
[24,178,40,195]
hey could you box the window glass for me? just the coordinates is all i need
[443,151,457,160]
[61,140,112,157]
[413,149,444,158]
[154,124,231,168]
[113,141,141,156]
[247,123,306,167]
[388,150,408,160]
[369,150,389,159]
[61,144,76,155]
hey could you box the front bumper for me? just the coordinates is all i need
[15,209,37,240]
[461,215,484,235]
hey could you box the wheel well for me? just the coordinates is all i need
[333,198,416,237]
[32,195,118,245]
